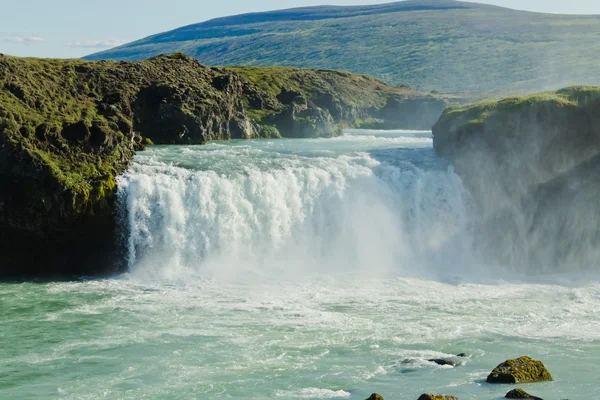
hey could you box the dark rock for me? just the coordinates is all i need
[505,388,543,399]
[456,353,468,358]
[380,95,446,130]
[487,356,553,384]
[61,121,91,142]
[418,394,459,400]
[314,93,346,121]
[365,394,384,400]
[229,116,254,139]
[428,358,456,366]
[277,88,307,105]
[269,103,338,138]
[90,123,110,148]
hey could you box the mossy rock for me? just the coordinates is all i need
[418,394,459,400]
[505,388,543,399]
[487,356,553,384]
[365,394,384,400]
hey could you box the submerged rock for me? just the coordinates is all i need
[505,388,543,399]
[456,353,469,358]
[418,394,459,400]
[427,358,456,366]
[487,356,553,384]
[365,394,384,400]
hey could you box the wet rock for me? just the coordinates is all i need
[365,394,384,400]
[269,102,338,138]
[229,116,254,139]
[505,388,543,399]
[487,356,553,384]
[428,358,456,366]
[456,353,469,358]
[418,394,459,400]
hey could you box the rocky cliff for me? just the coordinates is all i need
[0,53,451,277]
[432,87,600,270]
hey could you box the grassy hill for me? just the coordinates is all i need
[85,0,600,95]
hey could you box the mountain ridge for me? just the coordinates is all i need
[86,0,600,94]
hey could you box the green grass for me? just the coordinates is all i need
[443,86,600,124]
[86,0,600,95]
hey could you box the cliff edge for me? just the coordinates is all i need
[0,53,450,277]
[432,87,600,270]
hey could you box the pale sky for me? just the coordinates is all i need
[2,0,599,58]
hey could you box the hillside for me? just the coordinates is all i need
[86,0,600,94]
[0,53,448,277]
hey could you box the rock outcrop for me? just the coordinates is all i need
[432,87,600,271]
[0,54,452,277]
[487,356,553,384]
[505,388,543,399]
[428,358,456,366]
[365,394,384,400]
[418,394,459,400]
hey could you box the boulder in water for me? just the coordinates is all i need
[365,394,384,400]
[456,353,469,358]
[487,356,553,384]
[428,358,456,366]
[418,394,459,400]
[505,388,543,399]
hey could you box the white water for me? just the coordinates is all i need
[3,130,598,400]
[117,130,473,283]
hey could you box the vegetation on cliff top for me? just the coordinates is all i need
[439,86,600,124]
[433,86,600,152]
[432,86,600,271]
[85,0,600,94]
[0,53,448,276]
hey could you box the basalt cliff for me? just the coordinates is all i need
[0,53,451,277]
[433,87,600,270]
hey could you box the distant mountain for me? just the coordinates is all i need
[85,0,600,94]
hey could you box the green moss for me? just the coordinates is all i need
[354,118,386,129]
[487,356,553,384]
[255,124,281,139]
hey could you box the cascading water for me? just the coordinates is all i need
[117,130,474,281]
[3,130,599,400]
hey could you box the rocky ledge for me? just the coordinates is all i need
[0,53,453,277]
[432,87,600,270]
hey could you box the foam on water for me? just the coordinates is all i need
[117,130,472,282]
[1,130,599,400]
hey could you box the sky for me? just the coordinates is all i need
[2,0,600,58]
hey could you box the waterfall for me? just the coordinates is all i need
[116,131,474,281]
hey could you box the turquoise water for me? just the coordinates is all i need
[1,130,599,399]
